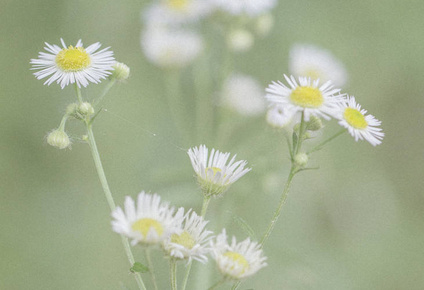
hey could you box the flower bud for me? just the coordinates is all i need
[294,153,308,168]
[255,14,274,37]
[306,116,323,131]
[66,103,78,116]
[77,102,95,117]
[47,130,71,149]
[227,29,254,52]
[111,62,130,81]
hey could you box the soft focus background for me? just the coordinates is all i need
[1,0,424,289]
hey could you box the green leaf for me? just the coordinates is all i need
[130,262,149,274]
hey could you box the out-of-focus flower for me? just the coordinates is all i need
[266,105,295,128]
[212,0,277,16]
[227,29,255,52]
[289,44,348,87]
[30,38,115,89]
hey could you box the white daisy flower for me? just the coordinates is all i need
[336,96,384,146]
[266,104,296,128]
[141,26,203,68]
[30,39,115,89]
[163,209,214,263]
[222,74,266,116]
[212,229,267,280]
[289,44,348,87]
[143,0,214,26]
[187,145,251,197]
[111,191,178,246]
[265,75,345,121]
[213,0,277,16]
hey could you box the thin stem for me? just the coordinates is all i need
[260,166,296,246]
[58,114,69,131]
[74,83,83,105]
[181,261,192,290]
[201,196,211,217]
[208,278,226,290]
[94,78,116,106]
[293,112,306,155]
[170,259,178,290]
[231,281,241,290]
[308,129,346,154]
[145,248,159,290]
[85,124,146,290]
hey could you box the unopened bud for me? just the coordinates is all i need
[66,103,78,115]
[255,14,274,37]
[227,29,254,52]
[47,130,71,149]
[306,116,323,131]
[111,62,130,81]
[77,102,95,117]
[294,153,308,168]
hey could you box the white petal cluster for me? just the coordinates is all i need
[222,74,266,116]
[212,229,267,280]
[141,26,203,68]
[111,191,179,246]
[289,44,348,87]
[163,209,214,263]
[212,0,277,16]
[187,145,251,197]
[266,104,295,128]
[30,38,115,89]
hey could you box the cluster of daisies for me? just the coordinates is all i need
[140,0,277,69]
[112,145,265,281]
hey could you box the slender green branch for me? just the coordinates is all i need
[231,281,241,290]
[307,129,346,154]
[58,114,69,131]
[94,78,116,106]
[201,196,211,217]
[181,261,192,290]
[85,124,146,290]
[74,83,83,105]
[145,248,159,290]
[170,259,178,290]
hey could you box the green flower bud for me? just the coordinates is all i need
[47,130,71,149]
[111,62,130,81]
[306,116,323,131]
[77,102,94,117]
[66,103,78,116]
[294,153,308,168]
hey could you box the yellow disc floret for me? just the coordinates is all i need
[205,167,222,176]
[224,251,249,274]
[132,218,164,238]
[171,231,195,250]
[290,86,324,108]
[167,0,190,10]
[56,46,91,72]
[344,108,368,129]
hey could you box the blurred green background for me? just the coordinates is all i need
[1,0,424,289]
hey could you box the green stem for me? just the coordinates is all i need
[293,112,306,155]
[231,281,240,290]
[170,259,178,290]
[58,114,69,131]
[201,196,211,217]
[74,83,83,105]
[208,278,226,290]
[94,78,116,106]
[308,129,346,154]
[145,248,159,290]
[181,261,192,290]
[85,124,146,290]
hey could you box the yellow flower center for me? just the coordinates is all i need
[223,251,249,274]
[171,231,195,249]
[132,218,164,237]
[205,167,222,176]
[56,46,91,72]
[290,86,324,108]
[344,108,368,129]
[167,0,189,10]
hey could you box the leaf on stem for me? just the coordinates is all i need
[130,262,149,274]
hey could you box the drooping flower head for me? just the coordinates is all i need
[336,96,384,146]
[212,229,267,280]
[266,75,345,121]
[163,209,214,263]
[187,145,251,197]
[30,39,115,89]
[289,44,348,87]
[111,192,178,246]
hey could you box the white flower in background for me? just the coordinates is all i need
[255,13,275,36]
[266,75,344,121]
[227,29,255,52]
[163,209,214,263]
[336,96,384,146]
[143,0,215,25]
[222,74,266,116]
[212,229,267,280]
[213,0,277,16]
[30,39,115,89]
[111,192,178,246]
[187,145,251,197]
[266,104,295,128]
[289,44,348,87]
[141,26,203,68]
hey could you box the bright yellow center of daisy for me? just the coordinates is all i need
[290,86,324,108]
[171,231,195,249]
[206,167,222,176]
[132,218,164,237]
[344,108,368,129]
[167,0,189,10]
[56,46,91,72]
[224,252,249,274]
